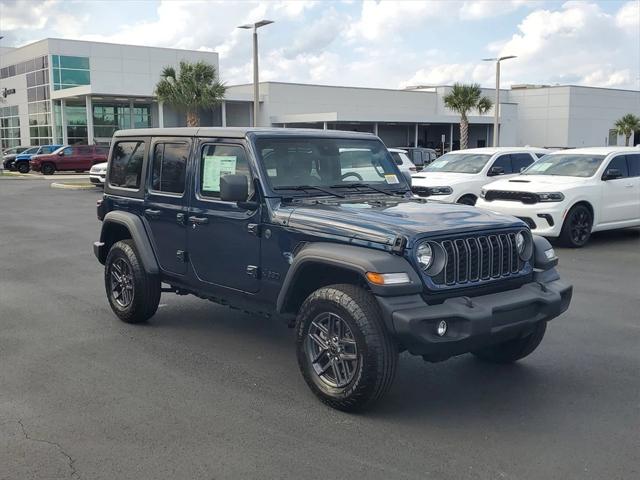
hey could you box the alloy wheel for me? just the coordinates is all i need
[110,257,134,308]
[304,312,359,388]
[570,210,591,245]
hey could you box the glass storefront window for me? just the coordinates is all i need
[52,55,91,90]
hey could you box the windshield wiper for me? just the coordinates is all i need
[273,185,345,198]
[330,182,404,196]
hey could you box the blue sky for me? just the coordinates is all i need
[1,0,638,90]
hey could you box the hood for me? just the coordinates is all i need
[486,175,584,192]
[411,172,478,186]
[281,197,524,247]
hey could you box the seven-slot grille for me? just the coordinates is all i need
[484,190,538,204]
[431,232,526,286]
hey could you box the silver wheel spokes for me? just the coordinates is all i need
[305,312,358,388]
[110,258,134,308]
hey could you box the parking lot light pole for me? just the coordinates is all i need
[483,55,516,147]
[238,20,274,127]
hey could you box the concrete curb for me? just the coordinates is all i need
[51,182,97,190]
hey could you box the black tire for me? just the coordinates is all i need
[41,163,56,175]
[17,162,30,174]
[472,321,547,364]
[296,284,398,411]
[104,239,160,324]
[559,204,592,247]
[457,194,477,206]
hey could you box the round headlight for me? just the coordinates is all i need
[515,232,525,255]
[416,242,433,270]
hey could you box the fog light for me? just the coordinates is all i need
[437,320,448,337]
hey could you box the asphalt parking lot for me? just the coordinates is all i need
[1,179,638,480]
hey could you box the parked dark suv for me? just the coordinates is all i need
[31,144,109,175]
[94,128,572,411]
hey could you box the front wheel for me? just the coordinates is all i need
[104,239,160,324]
[41,163,56,175]
[457,194,477,206]
[559,204,592,247]
[296,284,398,411]
[472,321,547,364]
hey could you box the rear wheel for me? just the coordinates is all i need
[472,321,547,364]
[457,194,477,206]
[559,204,592,247]
[296,284,398,411]
[104,239,160,324]
[17,162,30,174]
[41,163,56,175]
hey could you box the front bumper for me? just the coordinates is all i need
[475,198,567,237]
[89,174,105,184]
[30,163,41,172]
[377,274,572,358]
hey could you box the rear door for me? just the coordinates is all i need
[187,139,261,293]
[75,145,92,170]
[144,137,191,275]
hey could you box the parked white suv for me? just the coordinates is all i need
[388,148,417,176]
[89,161,107,186]
[476,147,640,247]
[411,147,549,205]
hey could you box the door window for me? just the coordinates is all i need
[491,154,513,174]
[109,141,145,189]
[626,154,640,177]
[199,144,252,199]
[606,156,629,177]
[511,153,535,173]
[151,142,189,195]
[62,146,73,155]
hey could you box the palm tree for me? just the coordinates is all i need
[614,113,640,146]
[155,61,226,127]
[443,83,493,150]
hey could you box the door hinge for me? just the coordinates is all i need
[246,265,260,278]
[247,223,261,236]
[176,250,188,263]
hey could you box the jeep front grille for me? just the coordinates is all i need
[432,232,526,286]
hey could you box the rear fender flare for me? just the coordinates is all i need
[99,211,159,275]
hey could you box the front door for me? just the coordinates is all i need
[187,140,261,293]
[144,138,191,275]
[600,154,636,225]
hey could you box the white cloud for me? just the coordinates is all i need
[0,0,58,31]
[459,0,532,20]
[615,0,640,30]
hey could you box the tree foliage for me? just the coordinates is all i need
[443,83,494,150]
[614,113,640,146]
[155,61,226,127]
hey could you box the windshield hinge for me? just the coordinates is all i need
[391,235,407,255]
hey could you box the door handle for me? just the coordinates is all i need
[188,216,209,225]
[144,208,162,218]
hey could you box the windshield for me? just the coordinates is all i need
[255,137,409,195]
[522,154,605,177]
[423,153,492,174]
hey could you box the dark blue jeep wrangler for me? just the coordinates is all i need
[94,128,572,411]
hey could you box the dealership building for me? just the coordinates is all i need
[1,38,639,150]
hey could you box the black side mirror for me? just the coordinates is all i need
[488,165,505,176]
[58,150,64,156]
[602,168,623,181]
[220,174,257,209]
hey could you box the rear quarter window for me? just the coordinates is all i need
[109,141,145,189]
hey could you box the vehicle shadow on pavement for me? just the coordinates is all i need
[551,227,640,249]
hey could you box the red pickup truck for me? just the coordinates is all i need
[31,145,109,175]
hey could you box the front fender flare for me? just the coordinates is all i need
[276,242,423,314]
[98,211,159,275]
